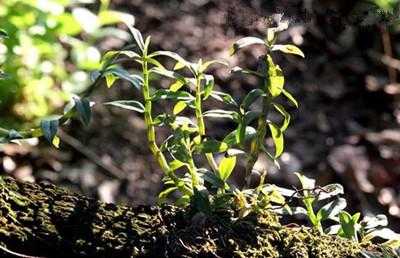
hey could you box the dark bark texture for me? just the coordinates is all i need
[0,177,387,258]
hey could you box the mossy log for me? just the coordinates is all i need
[0,176,384,258]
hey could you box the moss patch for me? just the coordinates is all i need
[0,177,388,258]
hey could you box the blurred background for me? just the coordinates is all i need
[1,0,400,230]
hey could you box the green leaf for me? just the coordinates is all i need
[361,215,388,230]
[126,25,145,50]
[203,110,238,120]
[149,51,194,74]
[241,89,265,110]
[282,89,298,108]
[294,172,316,191]
[105,67,143,89]
[223,126,256,146]
[173,101,187,115]
[272,103,290,131]
[192,189,211,213]
[169,80,185,92]
[52,136,61,149]
[90,71,101,82]
[200,60,228,73]
[152,90,195,102]
[195,139,228,153]
[268,121,284,158]
[218,156,237,181]
[230,37,265,55]
[365,228,400,241]
[244,111,261,125]
[272,44,305,58]
[317,198,347,222]
[210,91,238,106]
[40,119,59,144]
[339,211,357,240]
[317,184,344,201]
[158,186,178,203]
[266,55,285,98]
[105,100,145,113]
[0,29,8,39]
[73,97,92,126]
[105,73,118,88]
[101,50,140,69]
[169,160,187,171]
[151,67,187,83]
[203,74,215,99]
[200,170,225,189]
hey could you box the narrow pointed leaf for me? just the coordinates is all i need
[272,44,305,58]
[230,37,265,55]
[241,89,265,110]
[272,103,290,131]
[73,97,92,126]
[173,101,187,115]
[218,156,237,181]
[40,119,59,144]
[105,100,145,113]
[282,88,298,108]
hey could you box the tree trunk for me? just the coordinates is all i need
[0,176,383,258]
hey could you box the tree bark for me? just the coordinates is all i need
[0,176,385,258]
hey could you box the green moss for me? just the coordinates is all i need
[0,177,389,258]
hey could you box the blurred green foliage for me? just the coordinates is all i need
[0,0,133,127]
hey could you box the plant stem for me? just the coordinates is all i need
[245,97,269,187]
[195,76,218,172]
[188,157,199,189]
[141,57,192,195]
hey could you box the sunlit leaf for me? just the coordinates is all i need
[230,37,265,55]
[158,186,178,202]
[282,88,298,108]
[317,198,347,221]
[152,89,194,102]
[126,25,144,50]
[210,91,238,106]
[105,73,118,88]
[169,159,187,171]
[218,156,237,181]
[52,135,61,148]
[272,103,290,131]
[203,110,238,120]
[195,139,228,153]
[200,60,228,73]
[203,74,214,99]
[268,122,284,158]
[317,184,344,201]
[173,101,187,115]
[266,55,284,97]
[294,172,316,191]
[272,44,305,58]
[223,126,256,146]
[105,67,143,89]
[361,214,388,230]
[105,100,144,113]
